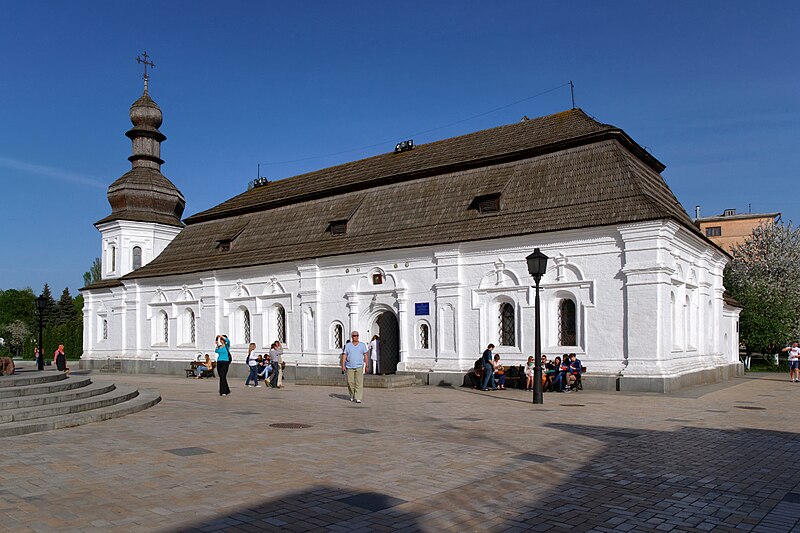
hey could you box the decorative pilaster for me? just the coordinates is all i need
[396,293,408,371]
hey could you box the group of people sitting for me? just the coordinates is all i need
[470,345,583,392]
[190,339,285,389]
[524,353,582,393]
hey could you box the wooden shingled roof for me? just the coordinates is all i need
[123,109,698,280]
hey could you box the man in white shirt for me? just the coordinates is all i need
[782,342,800,382]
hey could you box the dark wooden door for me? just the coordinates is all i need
[377,312,399,374]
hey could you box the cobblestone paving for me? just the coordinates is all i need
[1,372,799,532]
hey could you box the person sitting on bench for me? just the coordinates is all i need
[568,353,582,390]
[257,354,272,381]
[524,355,535,391]
[545,356,561,392]
[493,353,507,390]
[557,354,573,392]
[194,354,213,378]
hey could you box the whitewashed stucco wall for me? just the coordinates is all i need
[83,220,739,382]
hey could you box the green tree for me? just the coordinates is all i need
[53,287,79,326]
[0,288,36,330]
[83,257,101,287]
[725,221,800,356]
[39,283,57,326]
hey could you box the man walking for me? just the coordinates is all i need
[782,342,800,382]
[341,331,368,403]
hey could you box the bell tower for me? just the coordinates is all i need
[95,52,185,280]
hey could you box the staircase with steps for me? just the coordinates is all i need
[0,370,160,438]
[295,372,418,388]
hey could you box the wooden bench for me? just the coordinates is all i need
[186,361,216,378]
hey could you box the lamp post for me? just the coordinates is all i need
[35,294,47,371]
[526,248,548,404]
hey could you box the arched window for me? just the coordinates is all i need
[558,299,576,346]
[498,302,515,346]
[671,293,678,349]
[684,296,690,350]
[132,246,142,270]
[185,309,196,345]
[276,305,286,344]
[243,308,251,344]
[160,310,169,344]
[331,322,344,350]
[419,323,430,349]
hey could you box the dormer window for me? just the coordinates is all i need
[215,223,248,252]
[329,220,348,236]
[471,193,501,214]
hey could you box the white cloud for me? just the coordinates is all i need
[0,156,106,189]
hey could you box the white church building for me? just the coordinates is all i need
[81,83,742,392]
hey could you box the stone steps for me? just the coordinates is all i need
[295,373,417,389]
[0,390,161,438]
[0,371,67,388]
[0,380,115,410]
[0,370,161,437]
[0,375,91,399]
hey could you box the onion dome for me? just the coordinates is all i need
[95,89,185,228]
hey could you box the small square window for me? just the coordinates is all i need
[372,273,383,285]
[478,197,500,213]
[706,226,722,237]
[471,193,501,214]
[218,240,232,252]
[330,220,348,236]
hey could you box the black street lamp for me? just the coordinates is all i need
[35,294,47,371]
[526,248,549,404]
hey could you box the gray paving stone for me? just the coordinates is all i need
[1,371,799,532]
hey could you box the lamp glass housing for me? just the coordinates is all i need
[526,248,549,278]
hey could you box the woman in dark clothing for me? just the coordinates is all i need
[53,344,68,373]
[214,335,232,396]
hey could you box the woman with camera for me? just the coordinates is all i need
[214,335,232,396]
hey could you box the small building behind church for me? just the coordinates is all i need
[81,84,742,392]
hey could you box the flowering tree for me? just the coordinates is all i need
[725,221,800,356]
[2,320,30,358]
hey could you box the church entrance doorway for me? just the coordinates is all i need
[376,311,399,374]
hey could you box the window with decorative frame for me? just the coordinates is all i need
[276,305,286,344]
[419,323,430,349]
[160,310,169,344]
[498,302,515,346]
[187,309,196,345]
[558,299,576,346]
[331,322,344,350]
[132,246,142,270]
[243,308,251,344]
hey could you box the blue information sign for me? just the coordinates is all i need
[415,303,430,316]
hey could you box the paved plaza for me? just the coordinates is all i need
[1,371,799,532]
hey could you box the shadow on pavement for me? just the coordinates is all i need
[167,423,800,532]
[171,485,420,532]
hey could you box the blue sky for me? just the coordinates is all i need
[1,1,798,295]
